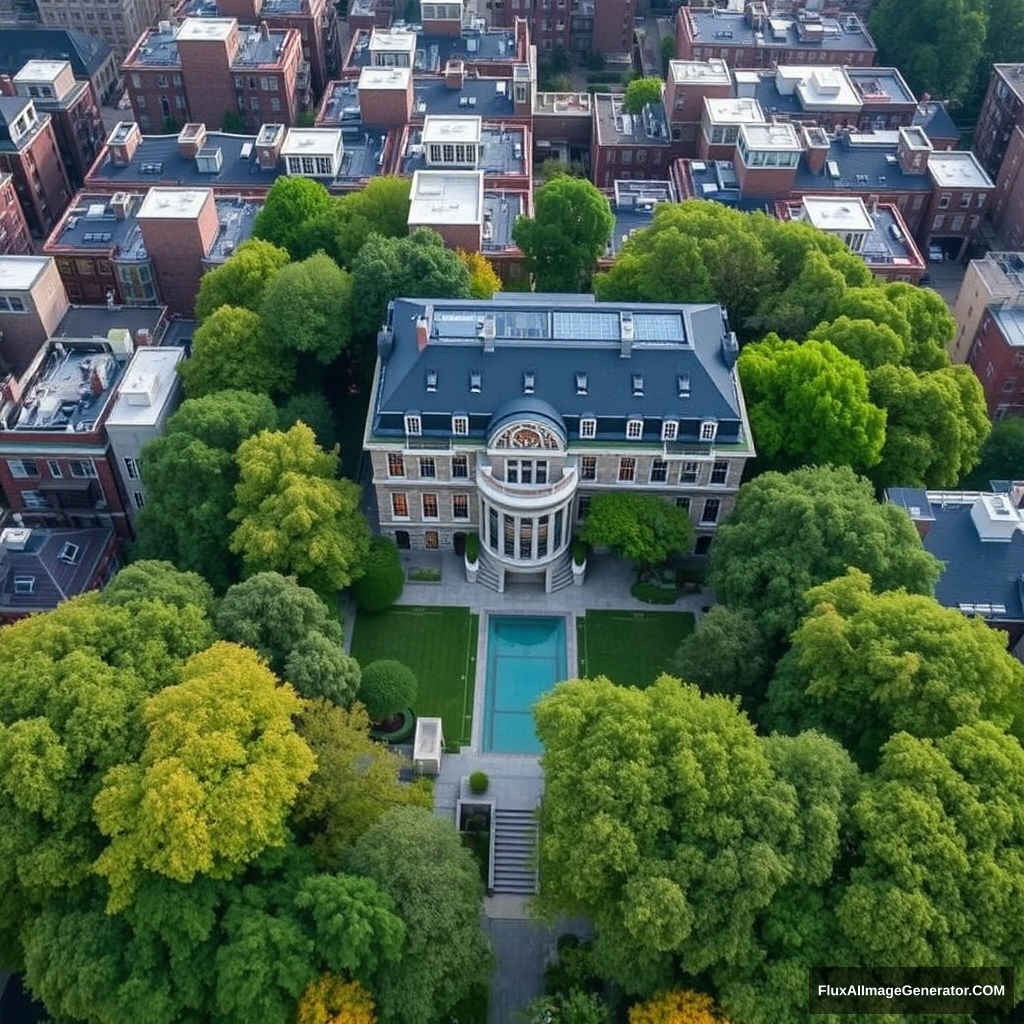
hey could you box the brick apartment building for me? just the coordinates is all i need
[484,0,634,61]
[0,96,73,238]
[43,177,259,312]
[675,5,877,68]
[0,173,33,256]
[950,252,1024,364]
[0,255,69,376]
[0,28,121,106]
[123,17,308,133]
[33,0,163,58]
[5,60,105,188]
[174,0,341,99]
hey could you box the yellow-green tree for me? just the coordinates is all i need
[297,975,376,1024]
[630,989,731,1024]
[92,642,316,910]
[456,248,502,298]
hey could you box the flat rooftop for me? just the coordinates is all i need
[126,25,181,67]
[609,180,676,256]
[991,64,1024,106]
[106,346,185,427]
[6,339,126,432]
[349,27,518,73]
[136,187,211,220]
[534,92,591,116]
[788,66,861,111]
[281,128,342,157]
[408,168,483,225]
[594,93,670,147]
[422,114,481,145]
[127,21,291,68]
[178,0,309,14]
[793,131,936,194]
[0,255,50,291]
[705,96,765,125]
[481,190,519,252]
[358,65,412,90]
[412,77,516,119]
[928,151,993,190]
[739,121,802,150]
[233,26,292,66]
[12,59,68,83]
[668,58,731,86]
[54,305,167,342]
[87,125,387,191]
[801,195,873,232]
[402,122,526,175]
[992,305,1024,348]
[685,7,875,52]
[176,16,234,41]
[846,66,917,106]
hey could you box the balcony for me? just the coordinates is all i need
[477,463,577,512]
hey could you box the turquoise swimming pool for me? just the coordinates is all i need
[482,616,568,754]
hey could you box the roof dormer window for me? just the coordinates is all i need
[469,371,482,393]
[425,368,438,392]
[523,371,535,394]
[575,372,588,395]
[632,372,644,396]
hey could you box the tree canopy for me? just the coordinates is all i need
[534,676,818,994]
[579,493,693,567]
[253,176,334,258]
[101,560,216,618]
[215,571,343,676]
[622,76,664,113]
[229,424,371,599]
[178,305,296,399]
[133,390,279,591]
[737,335,886,473]
[514,176,614,292]
[346,807,493,1024]
[457,248,503,299]
[707,465,941,646]
[92,642,316,910]
[260,253,354,365]
[356,661,418,723]
[766,569,1024,766]
[350,229,473,358]
[193,239,291,323]
[962,414,1024,488]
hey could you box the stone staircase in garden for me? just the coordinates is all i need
[491,806,539,895]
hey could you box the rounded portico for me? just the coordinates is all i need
[476,399,578,591]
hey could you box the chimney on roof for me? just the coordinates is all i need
[444,60,465,91]
[722,330,739,367]
[481,314,496,352]
[619,312,634,357]
[415,315,430,352]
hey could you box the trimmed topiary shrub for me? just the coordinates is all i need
[357,659,418,722]
[351,536,405,612]
[465,531,480,564]
[468,771,489,795]
[630,581,678,605]
[572,537,589,566]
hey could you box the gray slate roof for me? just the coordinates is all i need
[372,295,745,446]
[0,28,114,78]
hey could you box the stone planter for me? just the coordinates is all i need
[572,558,587,585]
[465,556,479,583]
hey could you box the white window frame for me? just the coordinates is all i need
[452,414,469,436]
[661,420,678,442]
[580,417,597,439]
[699,420,718,442]
[404,414,422,436]
[626,418,643,440]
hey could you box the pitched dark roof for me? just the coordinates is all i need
[0,28,114,79]
[372,295,747,446]
[0,527,115,616]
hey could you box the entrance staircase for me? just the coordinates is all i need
[492,806,539,895]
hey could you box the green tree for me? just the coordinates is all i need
[961,415,1024,488]
[277,391,340,451]
[216,571,343,676]
[102,560,216,617]
[329,176,411,266]
[346,807,493,1024]
[660,35,675,76]
[179,305,297,399]
[92,642,317,910]
[357,661,417,723]
[457,247,502,299]
[229,423,371,599]
[293,701,432,868]
[350,228,473,351]
[260,253,354,365]
[737,334,886,472]
[221,110,246,133]
[521,989,612,1024]
[748,249,851,340]
[534,677,802,994]
[351,536,404,613]
[707,465,941,646]
[253,176,334,258]
[868,0,988,105]
[622,76,663,113]
[670,606,770,703]
[881,281,955,371]
[285,635,361,706]
[807,316,906,370]
[513,176,614,292]
[194,239,291,323]
[593,226,713,304]
[133,390,279,591]
[766,569,1024,767]
[837,724,1024,969]
[579,493,693,568]
[867,363,989,488]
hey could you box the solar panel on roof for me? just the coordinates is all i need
[634,313,685,341]
[552,311,618,340]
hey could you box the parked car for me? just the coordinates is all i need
[928,244,945,262]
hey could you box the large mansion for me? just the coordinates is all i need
[363,294,755,591]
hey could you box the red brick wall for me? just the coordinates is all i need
[968,312,1024,418]
[0,119,72,237]
[357,81,414,128]
[177,28,239,130]
[0,176,32,254]
[735,161,798,198]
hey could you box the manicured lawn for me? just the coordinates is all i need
[576,609,695,688]
[350,605,479,749]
